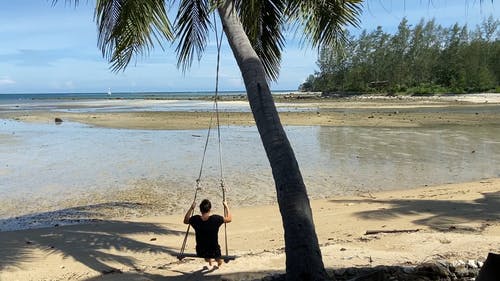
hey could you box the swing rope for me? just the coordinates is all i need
[177,13,230,261]
[212,12,230,260]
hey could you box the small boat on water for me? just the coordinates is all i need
[107,88,112,96]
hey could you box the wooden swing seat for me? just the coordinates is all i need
[176,253,237,262]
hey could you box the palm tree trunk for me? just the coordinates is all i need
[217,1,328,280]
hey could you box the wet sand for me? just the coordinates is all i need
[2,96,500,129]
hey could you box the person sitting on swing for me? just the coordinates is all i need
[183,199,232,267]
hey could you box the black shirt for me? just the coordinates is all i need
[189,214,224,258]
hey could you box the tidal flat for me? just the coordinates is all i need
[1,95,500,230]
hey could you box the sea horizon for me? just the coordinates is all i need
[0,90,297,101]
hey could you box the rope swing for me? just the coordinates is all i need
[177,15,236,262]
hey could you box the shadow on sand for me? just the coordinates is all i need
[329,191,500,231]
[78,269,283,281]
[0,202,287,281]
[0,202,184,274]
[3,192,497,280]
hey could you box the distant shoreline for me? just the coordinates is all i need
[1,91,499,101]
[2,93,499,130]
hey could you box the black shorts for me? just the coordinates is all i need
[196,244,221,259]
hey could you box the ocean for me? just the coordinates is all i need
[0,91,250,102]
[0,91,308,113]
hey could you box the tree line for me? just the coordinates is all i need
[300,16,500,95]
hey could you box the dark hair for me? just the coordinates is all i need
[199,199,211,214]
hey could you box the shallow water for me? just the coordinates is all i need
[2,119,500,207]
[0,98,316,113]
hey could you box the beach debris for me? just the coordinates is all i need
[54,117,63,124]
[364,228,420,235]
[439,238,451,244]
[329,260,483,281]
[451,260,466,267]
[467,259,479,269]
[358,236,377,242]
[444,224,483,233]
[415,262,452,279]
[150,237,157,241]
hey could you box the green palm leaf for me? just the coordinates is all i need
[174,0,212,72]
[235,0,286,81]
[287,0,362,49]
[94,0,173,72]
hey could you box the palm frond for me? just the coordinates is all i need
[51,0,80,7]
[95,0,173,72]
[174,0,211,72]
[235,0,286,81]
[287,0,362,49]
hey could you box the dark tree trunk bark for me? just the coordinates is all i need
[217,1,328,280]
[476,253,500,281]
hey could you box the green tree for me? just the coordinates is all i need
[387,17,410,89]
[299,74,315,91]
[314,31,356,92]
[434,24,467,91]
[55,0,362,279]
[348,29,372,91]
[368,26,391,84]
[305,16,499,95]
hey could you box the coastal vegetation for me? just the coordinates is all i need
[300,17,500,96]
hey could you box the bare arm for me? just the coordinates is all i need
[223,201,232,223]
[183,202,196,224]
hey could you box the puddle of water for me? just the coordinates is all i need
[1,119,500,220]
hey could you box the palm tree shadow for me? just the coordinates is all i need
[0,202,185,273]
[330,191,500,231]
[79,266,284,281]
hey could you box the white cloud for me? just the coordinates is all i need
[0,77,15,85]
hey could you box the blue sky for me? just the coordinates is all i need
[0,0,498,94]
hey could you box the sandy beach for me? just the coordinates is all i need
[1,179,499,280]
[1,94,500,280]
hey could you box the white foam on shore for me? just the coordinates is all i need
[444,93,500,103]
